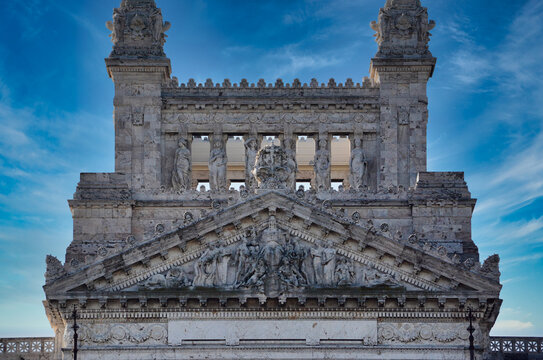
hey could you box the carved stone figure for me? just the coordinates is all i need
[171,137,191,191]
[311,247,324,285]
[141,274,167,290]
[350,138,368,190]
[370,8,388,46]
[321,243,337,286]
[244,137,259,191]
[279,236,307,287]
[244,259,266,289]
[216,241,232,285]
[362,265,399,287]
[165,267,188,288]
[309,242,338,286]
[314,138,331,191]
[234,240,250,285]
[335,258,355,286]
[253,145,291,190]
[283,137,298,190]
[106,9,125,45]
[480,254,501,281]
[279,257,305,288]
[259,223,283,273]
[193,244,219,287]
[150,8,171,45]
[235,228,260,285]
[45,255,66,283]
[209,136,228,192]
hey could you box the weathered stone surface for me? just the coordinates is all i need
[41,0,502,359]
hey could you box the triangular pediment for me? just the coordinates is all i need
[44,191,501,298]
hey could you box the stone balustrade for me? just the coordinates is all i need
[2,336,543,358]
[0,338,55,359]
[490,337,543,358]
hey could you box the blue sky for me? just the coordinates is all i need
[0,0,542,337]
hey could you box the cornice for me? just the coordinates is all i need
[63,308,486,321]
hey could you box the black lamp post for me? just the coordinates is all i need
[467,307,475,360]
[72,306,79,360]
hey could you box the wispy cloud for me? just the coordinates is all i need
[494,320,534,331]
[0,69,112,336]
[266,47,342,79]
[450,50,490,85]
[501,252,543,267]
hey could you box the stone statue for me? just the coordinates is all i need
[139,267,188,290]
[279,257,304,288]
[321,242,337,286]
[106,9,125,45]
[370,8,388,46]
[244,259,266,289]
[141,274,167,290]
[150,8,171,45]
[235,227,260,286]
[259,225,283,273]
[310,247,324,284]
[279,236,307,287]
[171,137,191,191]
[165,267,188,288]
[244,137,259,191]
[314,138,331,191]
[216,241,232,285]
[284,137,298,190]
[480,254,501,281]
[45,255,66,283]
[193,244,219,287]
[234,240,250,285]
[350,138,367,190]
[209,136,228,192]
[335,258,355,286]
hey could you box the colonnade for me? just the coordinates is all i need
[171,133,369,193]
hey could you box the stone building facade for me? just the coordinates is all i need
[42,0,502,359]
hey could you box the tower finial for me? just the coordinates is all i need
[371,0,435,59]
[106,0,170,59]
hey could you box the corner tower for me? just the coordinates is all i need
[370,0,436,188]
[105,0,171,189]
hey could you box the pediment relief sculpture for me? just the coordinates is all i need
[129,218,405,296]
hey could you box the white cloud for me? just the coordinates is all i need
[494,320,534,331]
[472,129,543,220]
[270,50,341,79]
[450,50,490,85]
[501,253,543,267]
